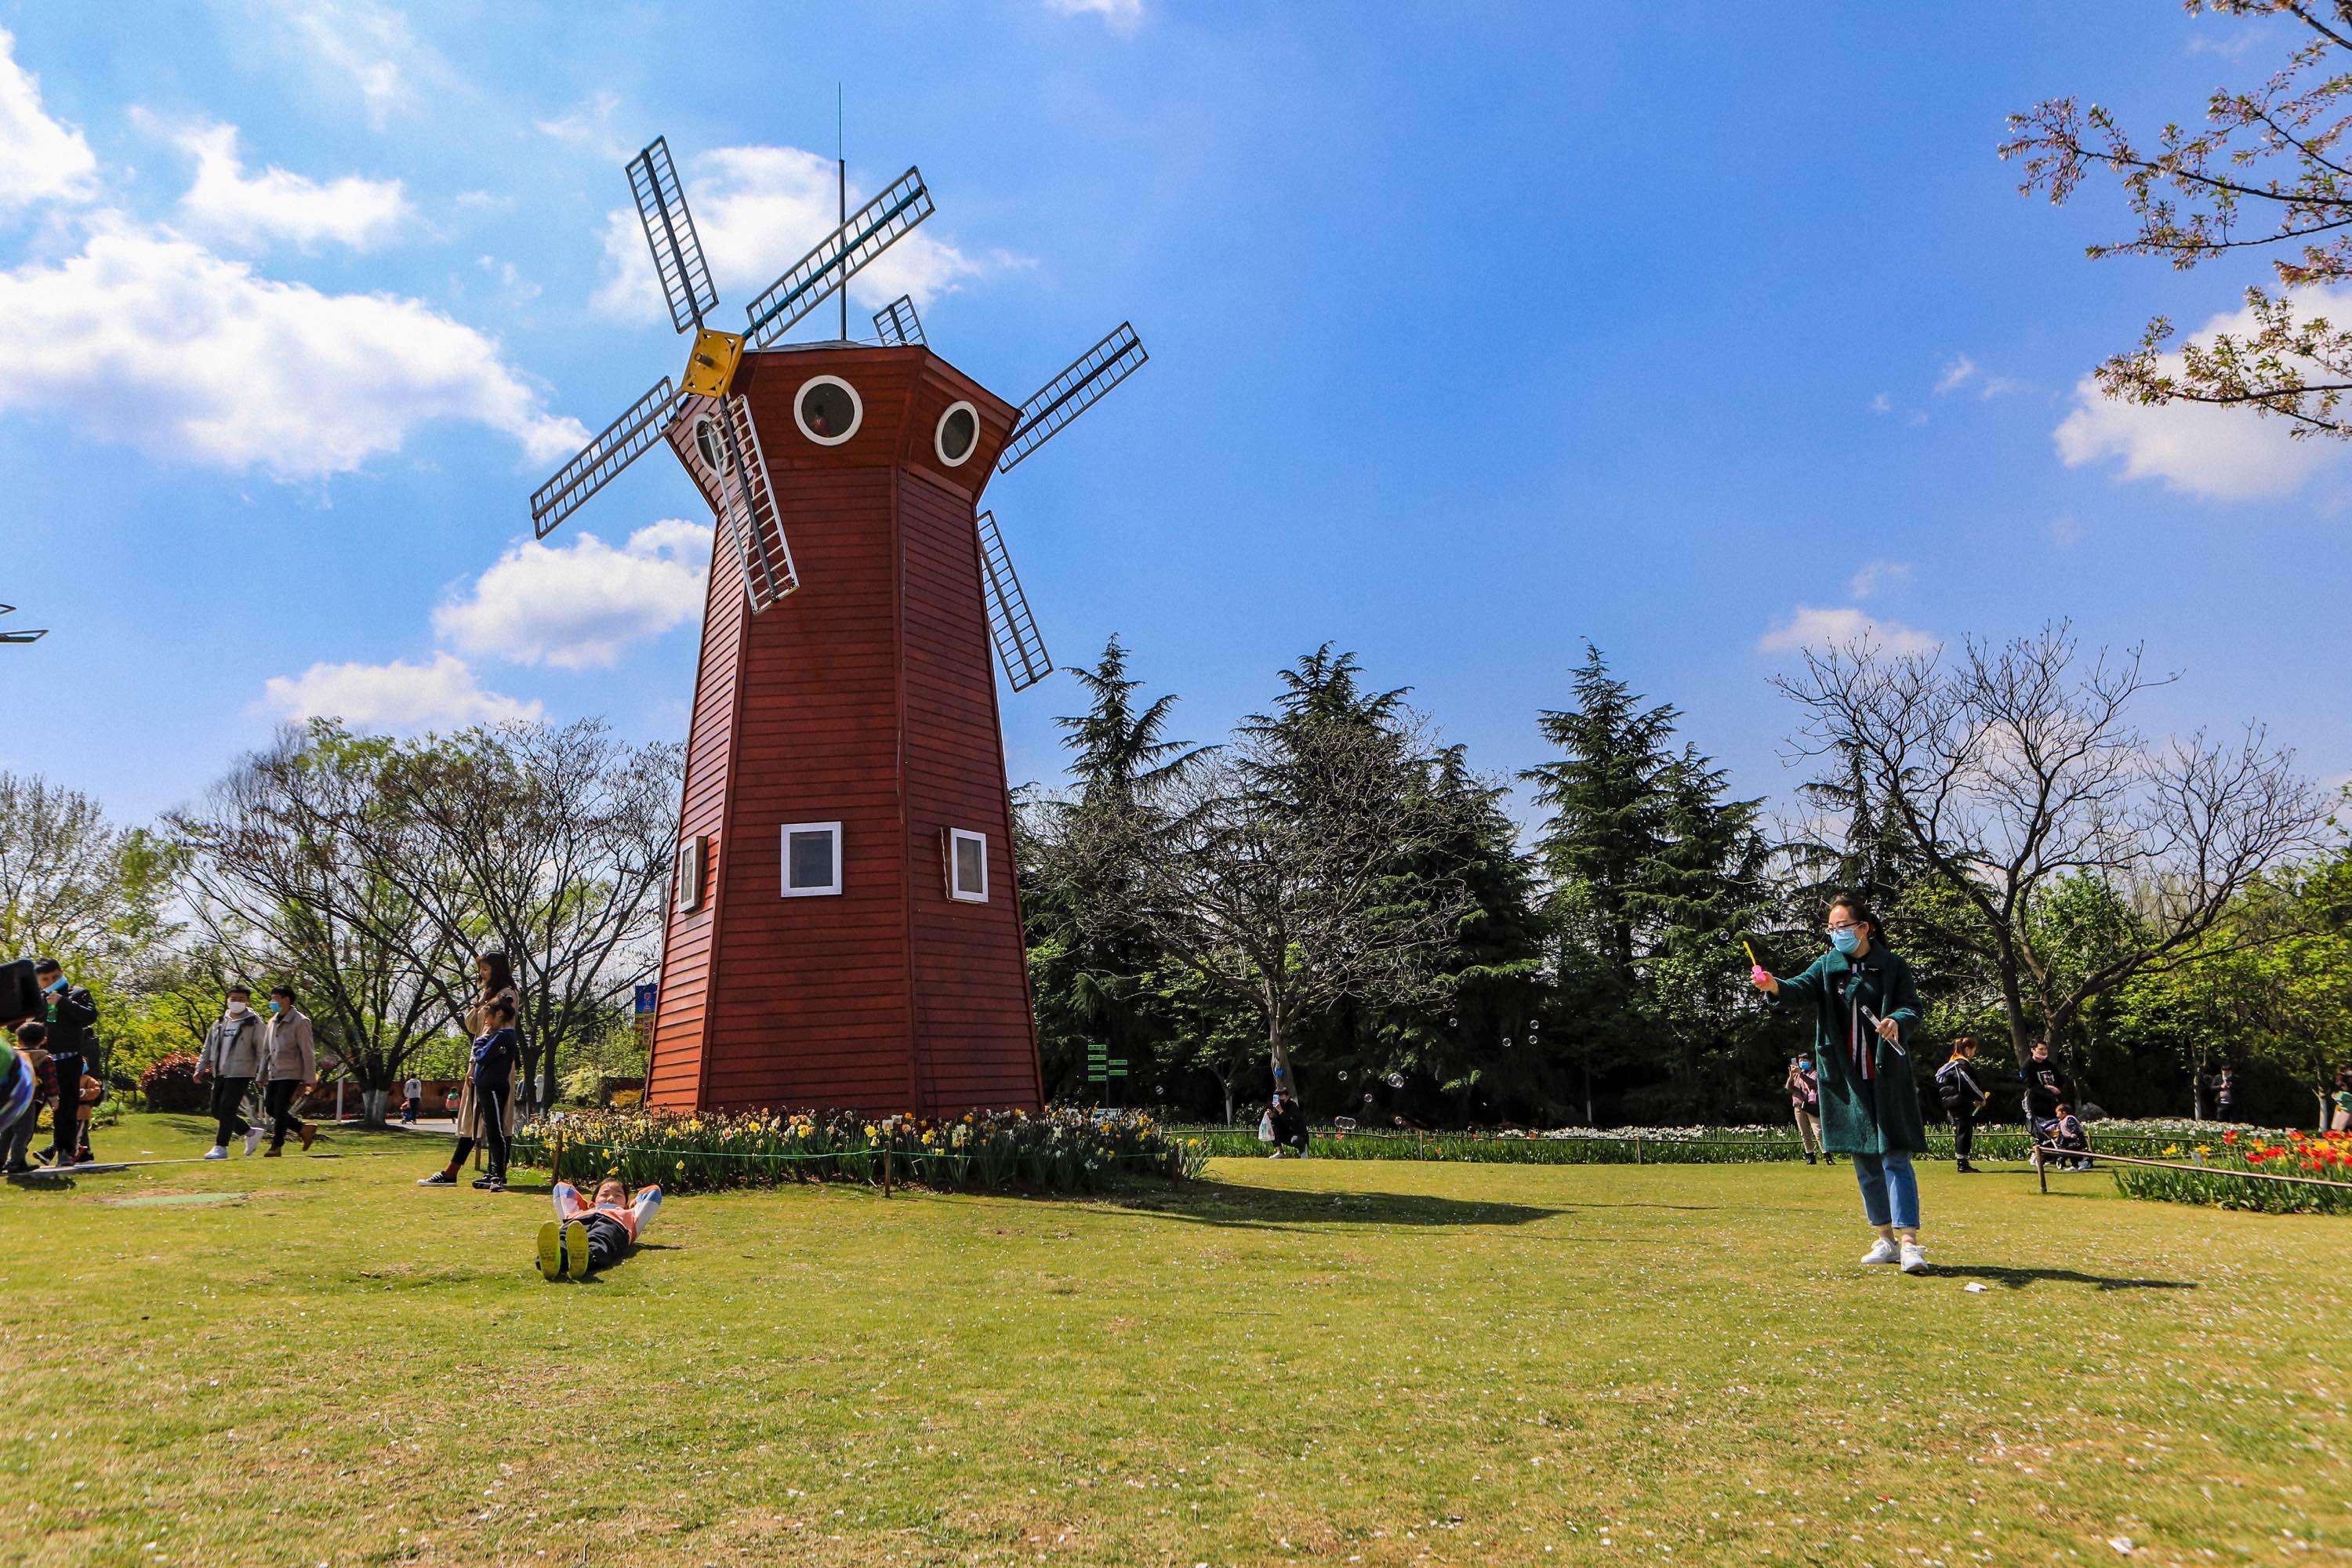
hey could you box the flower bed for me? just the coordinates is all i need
[1169,1118,2263,1166]
[510,1106,1207,1196]
[2108,1129,2352,1215]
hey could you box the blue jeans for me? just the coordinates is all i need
[1852,1151,1920,1231]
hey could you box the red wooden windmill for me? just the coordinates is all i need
[527,137,1146,1117]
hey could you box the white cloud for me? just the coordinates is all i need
[592,144,994,327]
[164,118,411,251]
[1847,560,1911,600]
[1934,354,1976,394]
[0,27,98,212]
[263,652,540,731]
[1044,0,1145,30]
[434,520,710,670]
[228,0,451,129]
[535,90,629,162]
[0,220,586,479]
[1868,391,1891,415]
[1759,605,1940,658]
[2053,289,2352,500]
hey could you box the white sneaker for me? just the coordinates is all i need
[242,1129,262,1156]
[203,1146,229,1161]
[1860,1237,1901,1265]
[1900,1242,1930,1275]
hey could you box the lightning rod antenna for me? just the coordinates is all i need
[837,85,848,343]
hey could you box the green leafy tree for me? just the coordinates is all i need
[1020,637,1209,1105]
[1523,645,1772,1123]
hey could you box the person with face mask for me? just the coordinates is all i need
[29,959,97,1168]
[1751,893,1931,1273]
[257,985,318,1156]
[196,985,267,1159]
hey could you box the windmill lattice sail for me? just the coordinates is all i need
[715,397,799,613]
[0,604,46,644]
[744,168,934,347]
[531,377,680,539]
[975,512,1051,690]
[998,323,1148,473]
[628,136,719,334]
[873,295,924,347]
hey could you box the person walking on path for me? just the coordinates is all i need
[419,953,522,1188]
[257,985,318,1156]
[2332,1068,2352,1134]
[401,1073,423,1124]
[1786,1057,1824,1164]
[196,985,267,1160]
[1936,1037,1990,1174]
[30,959,97,1168]
[1751,892,1931,1274]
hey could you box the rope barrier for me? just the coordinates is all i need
[2031,1141,2352,1196]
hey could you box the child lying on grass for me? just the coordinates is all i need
[536,1176,662,1281]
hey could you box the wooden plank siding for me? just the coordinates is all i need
[644,344,1040,1117]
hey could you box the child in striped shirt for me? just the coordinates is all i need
[536,1176,662,1281]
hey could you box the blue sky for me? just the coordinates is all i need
[2,0,2345,829]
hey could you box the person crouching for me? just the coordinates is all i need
[537,1176,662,1280]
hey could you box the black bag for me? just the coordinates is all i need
[0,959,38,1026]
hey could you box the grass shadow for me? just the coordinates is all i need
[1110,1181,1562,1232]
[1937,1263,2198,1292]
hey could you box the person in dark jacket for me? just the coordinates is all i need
[1269,1091,1310,1157]
[30,959,97,1168]
[1752,893,1931,1274]
[465,997,521,1192]
[1935,1037,1989,1174]
[2022,1040,2074,1171]
[420,953,521,1186]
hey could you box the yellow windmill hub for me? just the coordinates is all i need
[681,328,746,398]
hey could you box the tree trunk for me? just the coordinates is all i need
[1265,990,1294,1109]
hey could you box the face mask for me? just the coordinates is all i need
[227,1001,249,1015]
[44,977,64,993]
[1830,928,1861,956]
[267,1000,281,1013]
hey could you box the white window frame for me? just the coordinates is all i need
[945,827,989,903]
[675,835,706,913]
[792,375,863,446]
[935,401,979,468]
[781,821,844,898]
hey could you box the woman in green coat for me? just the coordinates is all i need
[1751,892,1931,1274]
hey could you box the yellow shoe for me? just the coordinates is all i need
[535,1220,563,1281]
[561,1219,592,1279]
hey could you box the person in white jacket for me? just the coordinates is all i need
[257,985,318,1156]
[195,987,267,1159]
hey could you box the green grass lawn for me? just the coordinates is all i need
[4,1114,2348,1567]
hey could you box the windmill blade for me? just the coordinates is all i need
[713,394,800,614]
[627,136,719,334]
[530,376,681,539]
[0,604,46,644]
[743,168,933,347]
[873,295,924,347]
[975,512,1051,690]
[996,323,1148,474]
